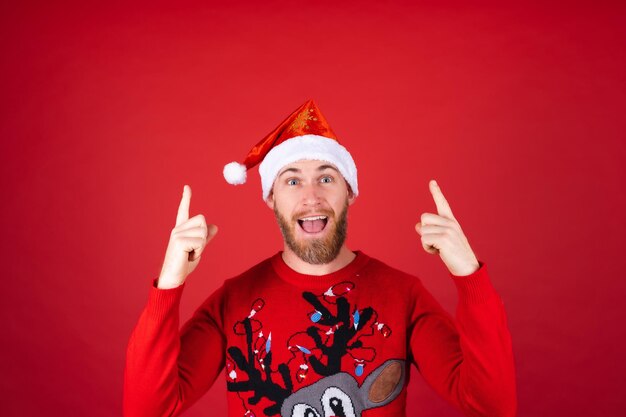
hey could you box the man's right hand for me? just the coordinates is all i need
[157,185,218,289]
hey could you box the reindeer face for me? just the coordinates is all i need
[281,360,405,417]
[284,373,357,417]
[227,294,403,417]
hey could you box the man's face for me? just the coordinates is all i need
[266,160,356,264]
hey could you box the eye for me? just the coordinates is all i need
[287,178,299,186]
[292,403,321,417]
[320,176,333,184]
[321,387,355,417]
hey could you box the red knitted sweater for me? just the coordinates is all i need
[123,251,516,417]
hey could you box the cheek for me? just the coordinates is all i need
[273,199,297,219]
[330,196,348,212]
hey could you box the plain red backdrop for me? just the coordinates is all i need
[1,1,625,416]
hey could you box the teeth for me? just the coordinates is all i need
[299,216,328,221]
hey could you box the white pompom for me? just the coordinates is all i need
[223,162,247,185]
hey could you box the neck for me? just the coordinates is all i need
[281,244,356,276]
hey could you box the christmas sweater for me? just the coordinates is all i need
[123,251,517,417]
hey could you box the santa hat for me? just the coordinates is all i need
[223,99,358,200]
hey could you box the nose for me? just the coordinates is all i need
[300,182,322,206]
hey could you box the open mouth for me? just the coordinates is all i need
[297,215,329,234]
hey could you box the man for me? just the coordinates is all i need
[123,99,517,417]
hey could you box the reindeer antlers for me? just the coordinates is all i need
[227,317,294,416]
[302,291,375,376]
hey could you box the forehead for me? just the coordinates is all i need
[278,159,339,175]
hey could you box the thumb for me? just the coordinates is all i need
[189,224,219,262]
[415,222,422,235]
[207,224,219,241]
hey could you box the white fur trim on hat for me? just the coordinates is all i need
[258,134,358,200]
[223,161,247,185]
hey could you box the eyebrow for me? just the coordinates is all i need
[317,164,340,173]
[277,164,340,179]
[277,167,300,179]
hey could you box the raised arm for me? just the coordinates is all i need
[123,185,224,417]
[409,262,517,417]
[410,180,517,416]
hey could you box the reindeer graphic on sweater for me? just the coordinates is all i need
[225,281,407,417]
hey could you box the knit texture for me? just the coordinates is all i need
[123,251,517,417]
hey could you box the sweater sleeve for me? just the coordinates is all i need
[123,278,227,417]
[408,260,517,417]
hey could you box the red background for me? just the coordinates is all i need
[1,1,625,416]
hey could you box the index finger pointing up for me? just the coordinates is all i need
[176,185,191,226]
[429,179,456,220]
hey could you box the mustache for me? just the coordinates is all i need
[291,207,335,222]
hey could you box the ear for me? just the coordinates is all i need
[361,359,405,409]
[265,191,275,210]
[347,186,356,206]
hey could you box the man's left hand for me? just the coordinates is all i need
[415,179,480,277]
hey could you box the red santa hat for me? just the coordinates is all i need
[223,99,359,200]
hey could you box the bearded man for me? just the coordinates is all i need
[123,100,517,417]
